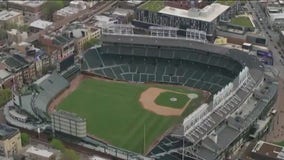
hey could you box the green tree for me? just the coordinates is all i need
[83,38,100,50]
[21,133,30,146]
[3,23,29,32]
[0,89,11,106]
[50,138,79,160]
[62,149,80,160]
[50,139,65,151]
[43,0,67,20]
[0,29,7,41]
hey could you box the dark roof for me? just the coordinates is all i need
[0,124,19,140]
[251,141,284,159]
[4,54,29,72]
[52,35,72,46]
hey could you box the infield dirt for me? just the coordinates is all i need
[139,87,192,116]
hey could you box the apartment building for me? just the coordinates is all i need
[64,23,101,54]
[0,10,23,27]
[0,124,22,158]
[7,0,46,23]
[53,1,87,22]
[39,34,75,62]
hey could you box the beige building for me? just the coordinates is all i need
[0,124,22,158]
[64,24,101,54]
[7,29,28,44]
[7,1,46,23]
[0,10,24,27]
[53,1,87,22]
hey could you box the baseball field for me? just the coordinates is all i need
[57,77,205,154]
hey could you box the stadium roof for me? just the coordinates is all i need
[34,73,69,113]
[19,73,69,120]
[158,3,229,22]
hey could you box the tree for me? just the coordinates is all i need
[43,0,67,20]
[3,22,29,32]
[50,138,79,160]
[50,139,65,151]
[83,38,100,50]
[21,133,30,146]
[0,89,11,107]
[0,29,7,41]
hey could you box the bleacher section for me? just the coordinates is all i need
[83,44,242,94]
[17,73,70,120]
[148,135,194,160]
[61,65,81,81]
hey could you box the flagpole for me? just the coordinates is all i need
[143,123,146,153]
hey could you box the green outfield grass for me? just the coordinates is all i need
[58,78,203,154]
[231,16,254,28]
[216,0,236,6]
[154,91,190,109]
[139,0,165,12]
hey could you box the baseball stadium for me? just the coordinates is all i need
[6,25,278,160]
[53,25,273,159]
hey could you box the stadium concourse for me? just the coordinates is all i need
[81,29,278,160]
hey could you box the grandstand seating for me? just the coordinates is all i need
[61,65,80,80]
[83,44,242,94]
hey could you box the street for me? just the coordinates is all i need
[247,1,284,144]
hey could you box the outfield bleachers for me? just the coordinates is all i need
[82,44,242,93]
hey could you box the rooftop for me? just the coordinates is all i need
[158,3,230,22]
[26,146,54,158]
[281,30,284,35]
[216,0,237,6]
[0,10,21,21]
[270,12,284,21]
[30,19,53,30]
[55,1,86,17]
[112,8,134,17]
[0,123,19,140]
[138,1,165,12]
[9,0,46,7]
[127,0,143,5]
[230,16,254,28]
[4,54,29,72]
[51,35,73,46]
[251,140,284,159]
[0,69,11,80]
